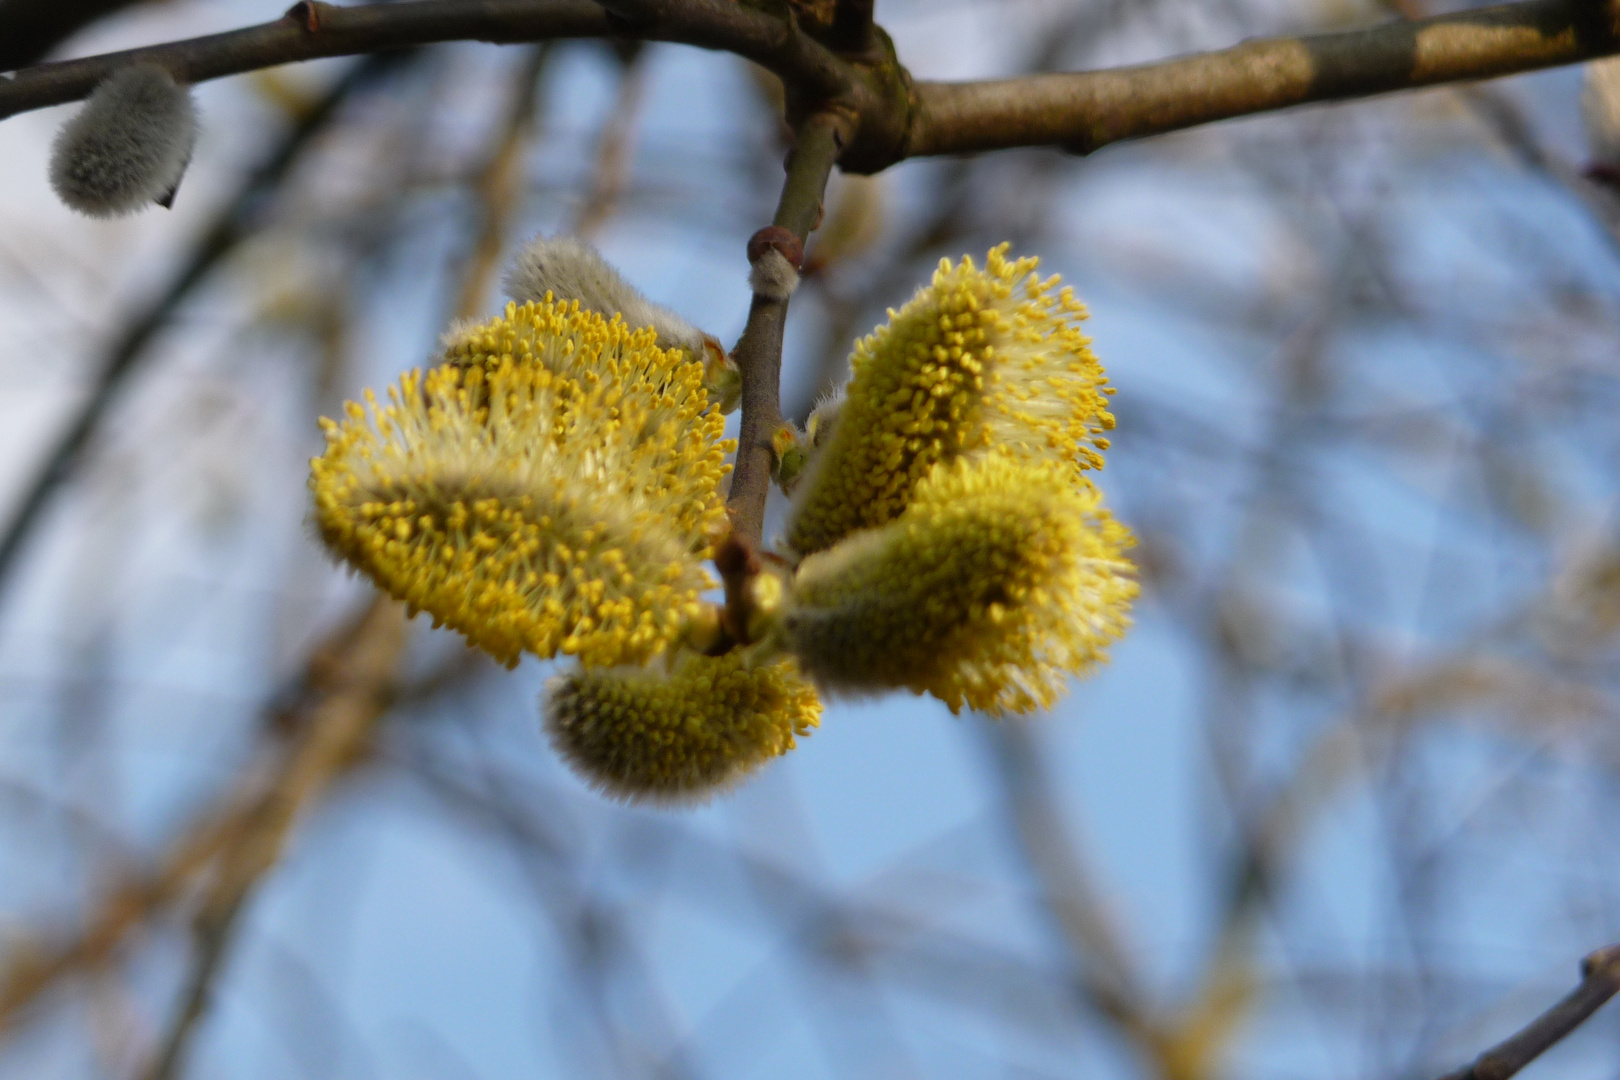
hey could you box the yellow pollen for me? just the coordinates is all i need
[309,298,735,668]
[786,243,1115,555]
[784,451,1137,716]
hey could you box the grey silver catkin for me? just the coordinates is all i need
[503,235,710,357]
[49,64,198,218]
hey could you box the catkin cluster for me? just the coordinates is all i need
[778,244,1137,715]
[786,244,1116,555]
[312,239,817,802]
[309,239,1134,804]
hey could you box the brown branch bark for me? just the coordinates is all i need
[828,0,876,57]
[2,0,1614,173]
[1437,944,1620,1080]
[905,0,1620,157]
[0,0,846,121]
[725,111,845,545]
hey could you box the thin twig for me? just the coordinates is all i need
[0,0,847,121]
[726,111,845,545]
[572,47,649,239]
[452,46,552,319]
[1437,944,1620,1080]
[135,598,408,1080]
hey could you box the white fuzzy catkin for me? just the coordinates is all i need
[748,247,800,300]
[49,64,198,218]
[503,235,709,357]
[1584,57,1620,166]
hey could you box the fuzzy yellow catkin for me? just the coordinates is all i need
[783,451,1137,716]
[544,652,822,803]
[310,299,733,668]
[786,243,1115,556]
[502,235,740,413]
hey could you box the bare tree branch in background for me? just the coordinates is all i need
[0,49,414,598]
[1437,945,1620,1080]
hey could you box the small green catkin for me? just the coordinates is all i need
[543,651,821,804]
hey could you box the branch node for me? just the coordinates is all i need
[282,1,332,33]
[747,225,805,270]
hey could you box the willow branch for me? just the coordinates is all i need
[1437,944,1620,1080]
[828,0,877,56]
[0,0,846,122]
[725,111,845,545]
[5,0,1619,171]
[905,0,1620,157]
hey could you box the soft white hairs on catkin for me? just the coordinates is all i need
[748,247,800,301]
[503,235,708,356]
[49,64,198,218]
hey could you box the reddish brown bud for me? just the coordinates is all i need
[747,226,804,270]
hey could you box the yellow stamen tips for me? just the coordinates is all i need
[310,298,735,669]
[786,243,1115,555]
[783,452,1137,717]
[544,652,823,803]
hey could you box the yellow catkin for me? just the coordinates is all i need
[310,299,734,668]
[784,451,1137,716]
[786,243,1115,555]
[544,651,822,803]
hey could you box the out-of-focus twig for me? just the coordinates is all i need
[0,597,405,1035]
[572,48,649,239]
[0,50,412,601]
[452,46,552,319]
[981,725,1165,1050]
[1437,944,1620,1080]
[138,597,407,1080]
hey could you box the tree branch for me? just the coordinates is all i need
[5,0,1615,174]
[905,0,1620,157]
[1436,944,1620,1080]
[828,0,876,57]
[725,111,845,545]
[0,0,847,121]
